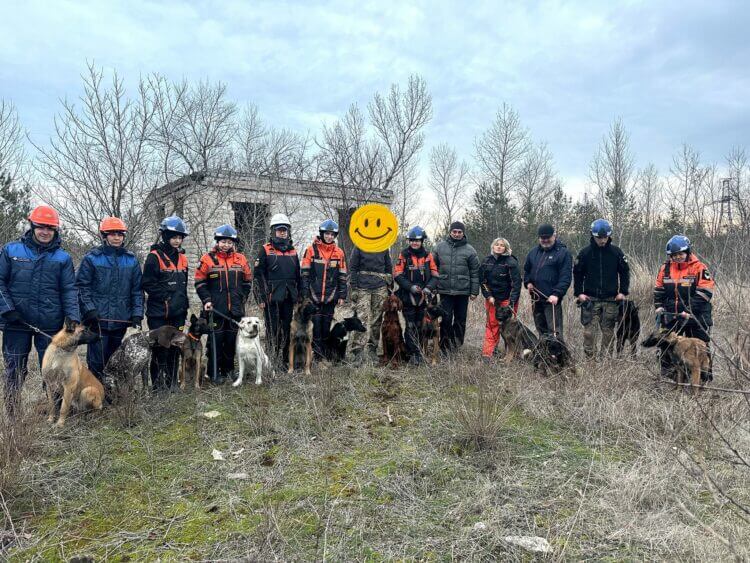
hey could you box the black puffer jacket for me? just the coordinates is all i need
[479,254,521,304]
[433,236,480,296]
[573,237,630,299]
[523,239,573,299]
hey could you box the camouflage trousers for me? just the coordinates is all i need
[350,286,388,357]
[581,299,619,357]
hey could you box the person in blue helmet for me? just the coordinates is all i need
[573,219,630,358]
[0,205,80,418]
[142,215,190,391]
[76,216,143,398]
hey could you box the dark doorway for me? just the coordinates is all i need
[232,202,269,255]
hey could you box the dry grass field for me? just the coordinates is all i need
[0,267,748,561]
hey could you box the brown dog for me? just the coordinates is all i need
[642,329,710,392]
[495,305,539,363]
[42,318,105,427]
[380,293,406,367]
[420,294,444,366]
[179,314,209,390]
[289,299,316,375]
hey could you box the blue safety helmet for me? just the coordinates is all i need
[407,225,427,241]
[666,235,691,255]
[590,218,612,238]
[319,219,339,238]
[159,215,189,237]
[214,224,238,242]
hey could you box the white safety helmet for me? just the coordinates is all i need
[269,213,291,230]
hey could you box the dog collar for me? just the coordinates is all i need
[188,332,200,341]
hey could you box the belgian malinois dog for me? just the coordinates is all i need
[289,299,317,375]
[42,318,104,428]
[420,293,444,366]
[642,328,710,392]
[495,304,539,363]
[179,314,209,390]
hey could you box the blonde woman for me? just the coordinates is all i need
[479,238,521,359]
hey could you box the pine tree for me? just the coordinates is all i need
[0,170,31,246]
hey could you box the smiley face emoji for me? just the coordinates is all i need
[349,204,399,253]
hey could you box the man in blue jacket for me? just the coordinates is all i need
[523,223,572,337]
[76,216,143,395]
[0,205,80,418]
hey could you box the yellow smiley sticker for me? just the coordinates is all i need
[349,204,399,253]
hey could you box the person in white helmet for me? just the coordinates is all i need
[253,214,301,368]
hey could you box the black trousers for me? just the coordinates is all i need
[532,300,563,336]
[263,298,294,366]
[2,328,52,419]
[148,316,185,391]
[439,294,469,353]
[312,302,336,360]
[87,327,127,382]
[403,303,425,359]
[205,316,239,379]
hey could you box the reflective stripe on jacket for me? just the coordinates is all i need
[195,248,252,318]
[300,238,348,304]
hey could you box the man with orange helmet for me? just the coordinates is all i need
[0,206,79,417]
[75,217,143,396]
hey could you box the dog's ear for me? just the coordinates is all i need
[190,313,198,324]
[64,317,77,332]
[170,332,187,347]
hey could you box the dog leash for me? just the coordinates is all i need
[20,320,54,339]
[208,309,241,327]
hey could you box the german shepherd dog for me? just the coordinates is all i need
[420,293,445,366]
[289,299,317,375]
[327,311,366,362]
[495,305,539,363]
[641,328,710,392]
[527,334,574,376]
[380,293,406,367]
[616,299,641,355]
[179,314,209,390]
[42,318,104,427]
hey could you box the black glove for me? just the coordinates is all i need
[82,309,99,324]
[130,316,143,329]
[410,285,422,295]
[2,310,22,324]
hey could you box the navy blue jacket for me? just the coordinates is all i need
[76,244,144,331]
[523,240,573,300]
[0,230,80,331]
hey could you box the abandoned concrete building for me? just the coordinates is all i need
[147,170,393,277]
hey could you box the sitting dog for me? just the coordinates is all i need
[178,314,209,390]
[616,299,641,355]
[327,311,366,362]
[641,328,710,391]
[380,293,406,367]
[42,318,104,427]
[234,316,272,386]
[420,294,445,366]
[495,305,539,363]
[289,299,317,375]
[105,325,187,400]
[526,334,574,376]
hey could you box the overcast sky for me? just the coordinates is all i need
[2,0,748,196]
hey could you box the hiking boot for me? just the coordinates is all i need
[408,355,423,367]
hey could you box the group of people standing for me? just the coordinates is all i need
[0,205,716,418]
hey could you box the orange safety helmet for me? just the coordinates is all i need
[99,216,128,233]
[28,205,60,228]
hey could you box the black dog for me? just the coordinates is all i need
[527,334,574,376]
[495,305,539,362]
[326,311,366,362]
[616,299,641,355]
[421,294,446,366]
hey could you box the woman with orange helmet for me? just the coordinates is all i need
[0,205,79,418]
[75,217,143,397]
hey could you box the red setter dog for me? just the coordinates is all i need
[380,293,406,367]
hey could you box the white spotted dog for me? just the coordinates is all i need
[234,316,273,387]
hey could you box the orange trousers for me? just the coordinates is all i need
[482,298,518,357]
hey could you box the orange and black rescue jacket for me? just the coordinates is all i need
[394,246,439,307]
[300,238,348,304]
[142,243,189,320]
[253,240,301,303]
[195,248,252,318]
[654,255,714,326]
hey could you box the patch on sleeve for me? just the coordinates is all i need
[702,269,711,281]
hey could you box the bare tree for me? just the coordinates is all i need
[33,63,156,244]
[149,75,237,182]
[474,103,530,202]
[0,101,25,181]
[726,147,750,236]
[588,118,636,234]
[634,163,663,231]
[428,143,469,232]
[667,144,709,230]
[515,141,556,229]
